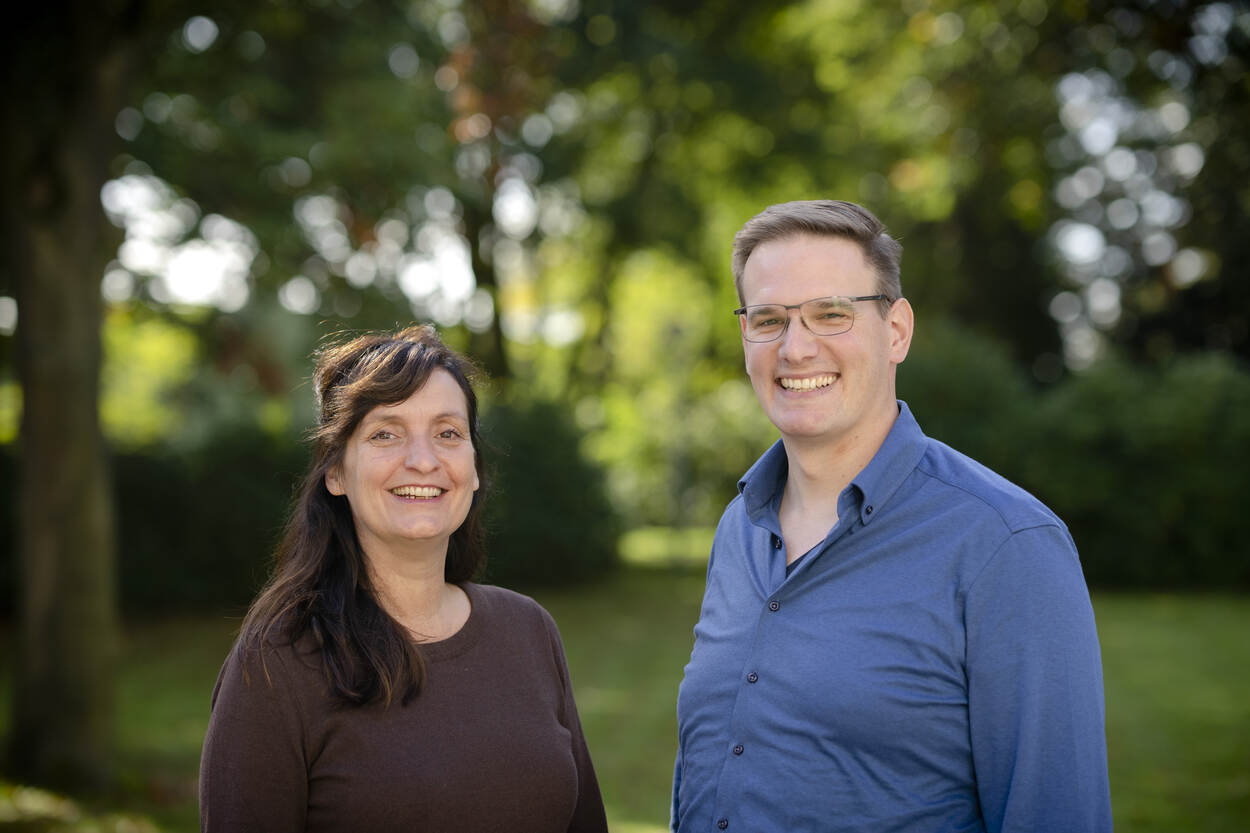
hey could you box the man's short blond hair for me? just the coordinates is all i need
[731,199,903,310]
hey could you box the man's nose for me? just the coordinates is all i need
[777,309,819,361]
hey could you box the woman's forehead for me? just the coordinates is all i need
[364,368,470,421]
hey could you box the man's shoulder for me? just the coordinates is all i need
[706,492,759,571]
[913,436,1064,535]
[712,490,751,533]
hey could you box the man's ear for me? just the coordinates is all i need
[739,312,751,370]
[887,298,915,365]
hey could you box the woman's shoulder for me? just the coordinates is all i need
[463,583,572,684]
[218,625,324,698]
[465,582,560,633]
[205,626,329,773]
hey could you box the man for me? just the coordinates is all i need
[672,200,1112,832]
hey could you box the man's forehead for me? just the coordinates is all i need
[747,231,865,261]
[742,234,874,291]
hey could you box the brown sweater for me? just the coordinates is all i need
[199,582,608,832]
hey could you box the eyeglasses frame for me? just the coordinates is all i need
[733,294,890,343]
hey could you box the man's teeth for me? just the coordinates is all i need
[779,375,835,391]
[391,486,444,498]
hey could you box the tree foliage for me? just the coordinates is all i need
[4,0,1248,790]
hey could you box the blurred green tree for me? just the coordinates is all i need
[1040,0,1249,366]
[4,0,1248,791]
[2,0,153,792]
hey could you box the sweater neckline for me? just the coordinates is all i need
[415,581,485,662]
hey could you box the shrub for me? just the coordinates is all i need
[0,426,302,617]
[113,426,306,614]
[900,321,1250,589]
[480,395,620,587]
[898,316,1035,477]
[1020,354,1250,589]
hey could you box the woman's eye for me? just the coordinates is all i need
[438,428,465,440]
[370,430,396,441]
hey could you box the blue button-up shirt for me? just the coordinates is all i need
[673,402,1111,833]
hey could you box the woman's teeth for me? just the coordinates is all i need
[390,486,443,498]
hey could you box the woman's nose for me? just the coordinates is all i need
[403,436,440,470]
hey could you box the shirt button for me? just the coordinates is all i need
[865,504,874,515]
[772,536,782,549]
[746,671,758,683]
[733,744,744,755]
[768,600,780,612]
[717,819,729,830]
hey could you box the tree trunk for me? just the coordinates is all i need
[462,201,512,382]
[2,5,133,790]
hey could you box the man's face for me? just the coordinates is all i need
[740,233,912,451]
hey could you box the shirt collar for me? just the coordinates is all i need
[738,438,788,522]
[738,401,928,527]
[849,401,928,526]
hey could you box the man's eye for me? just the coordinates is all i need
[809,300,852,320]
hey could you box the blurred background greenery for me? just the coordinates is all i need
[1,0,1248,830]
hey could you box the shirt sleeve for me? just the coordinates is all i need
[540,611,610,833]
[199,642,309,833]
[669,750,681,832]
[965,523,1113,833]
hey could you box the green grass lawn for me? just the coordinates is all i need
[1,571,1248,832]
[1095,594,1250,832]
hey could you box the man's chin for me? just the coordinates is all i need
[773,416,845,444]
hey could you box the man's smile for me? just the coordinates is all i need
[777,374,838,392]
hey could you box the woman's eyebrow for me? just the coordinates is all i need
[367,409,468,424]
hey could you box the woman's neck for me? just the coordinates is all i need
[363,543,468,642]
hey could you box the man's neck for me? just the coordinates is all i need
[776,402,899,562]
[781,402,899,504]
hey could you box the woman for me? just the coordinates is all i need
[200,325,608,832]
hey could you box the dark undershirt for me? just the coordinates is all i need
[785,551,807,576]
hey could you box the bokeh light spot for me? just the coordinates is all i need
[182,16,219,53]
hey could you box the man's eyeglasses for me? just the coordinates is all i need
[733,295,888,343]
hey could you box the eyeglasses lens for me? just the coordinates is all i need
[744,297,855,342]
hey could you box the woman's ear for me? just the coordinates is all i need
[325,466,345,496]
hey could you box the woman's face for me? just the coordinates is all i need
[325,368,479,561]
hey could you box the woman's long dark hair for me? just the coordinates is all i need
[238,324,487,707]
